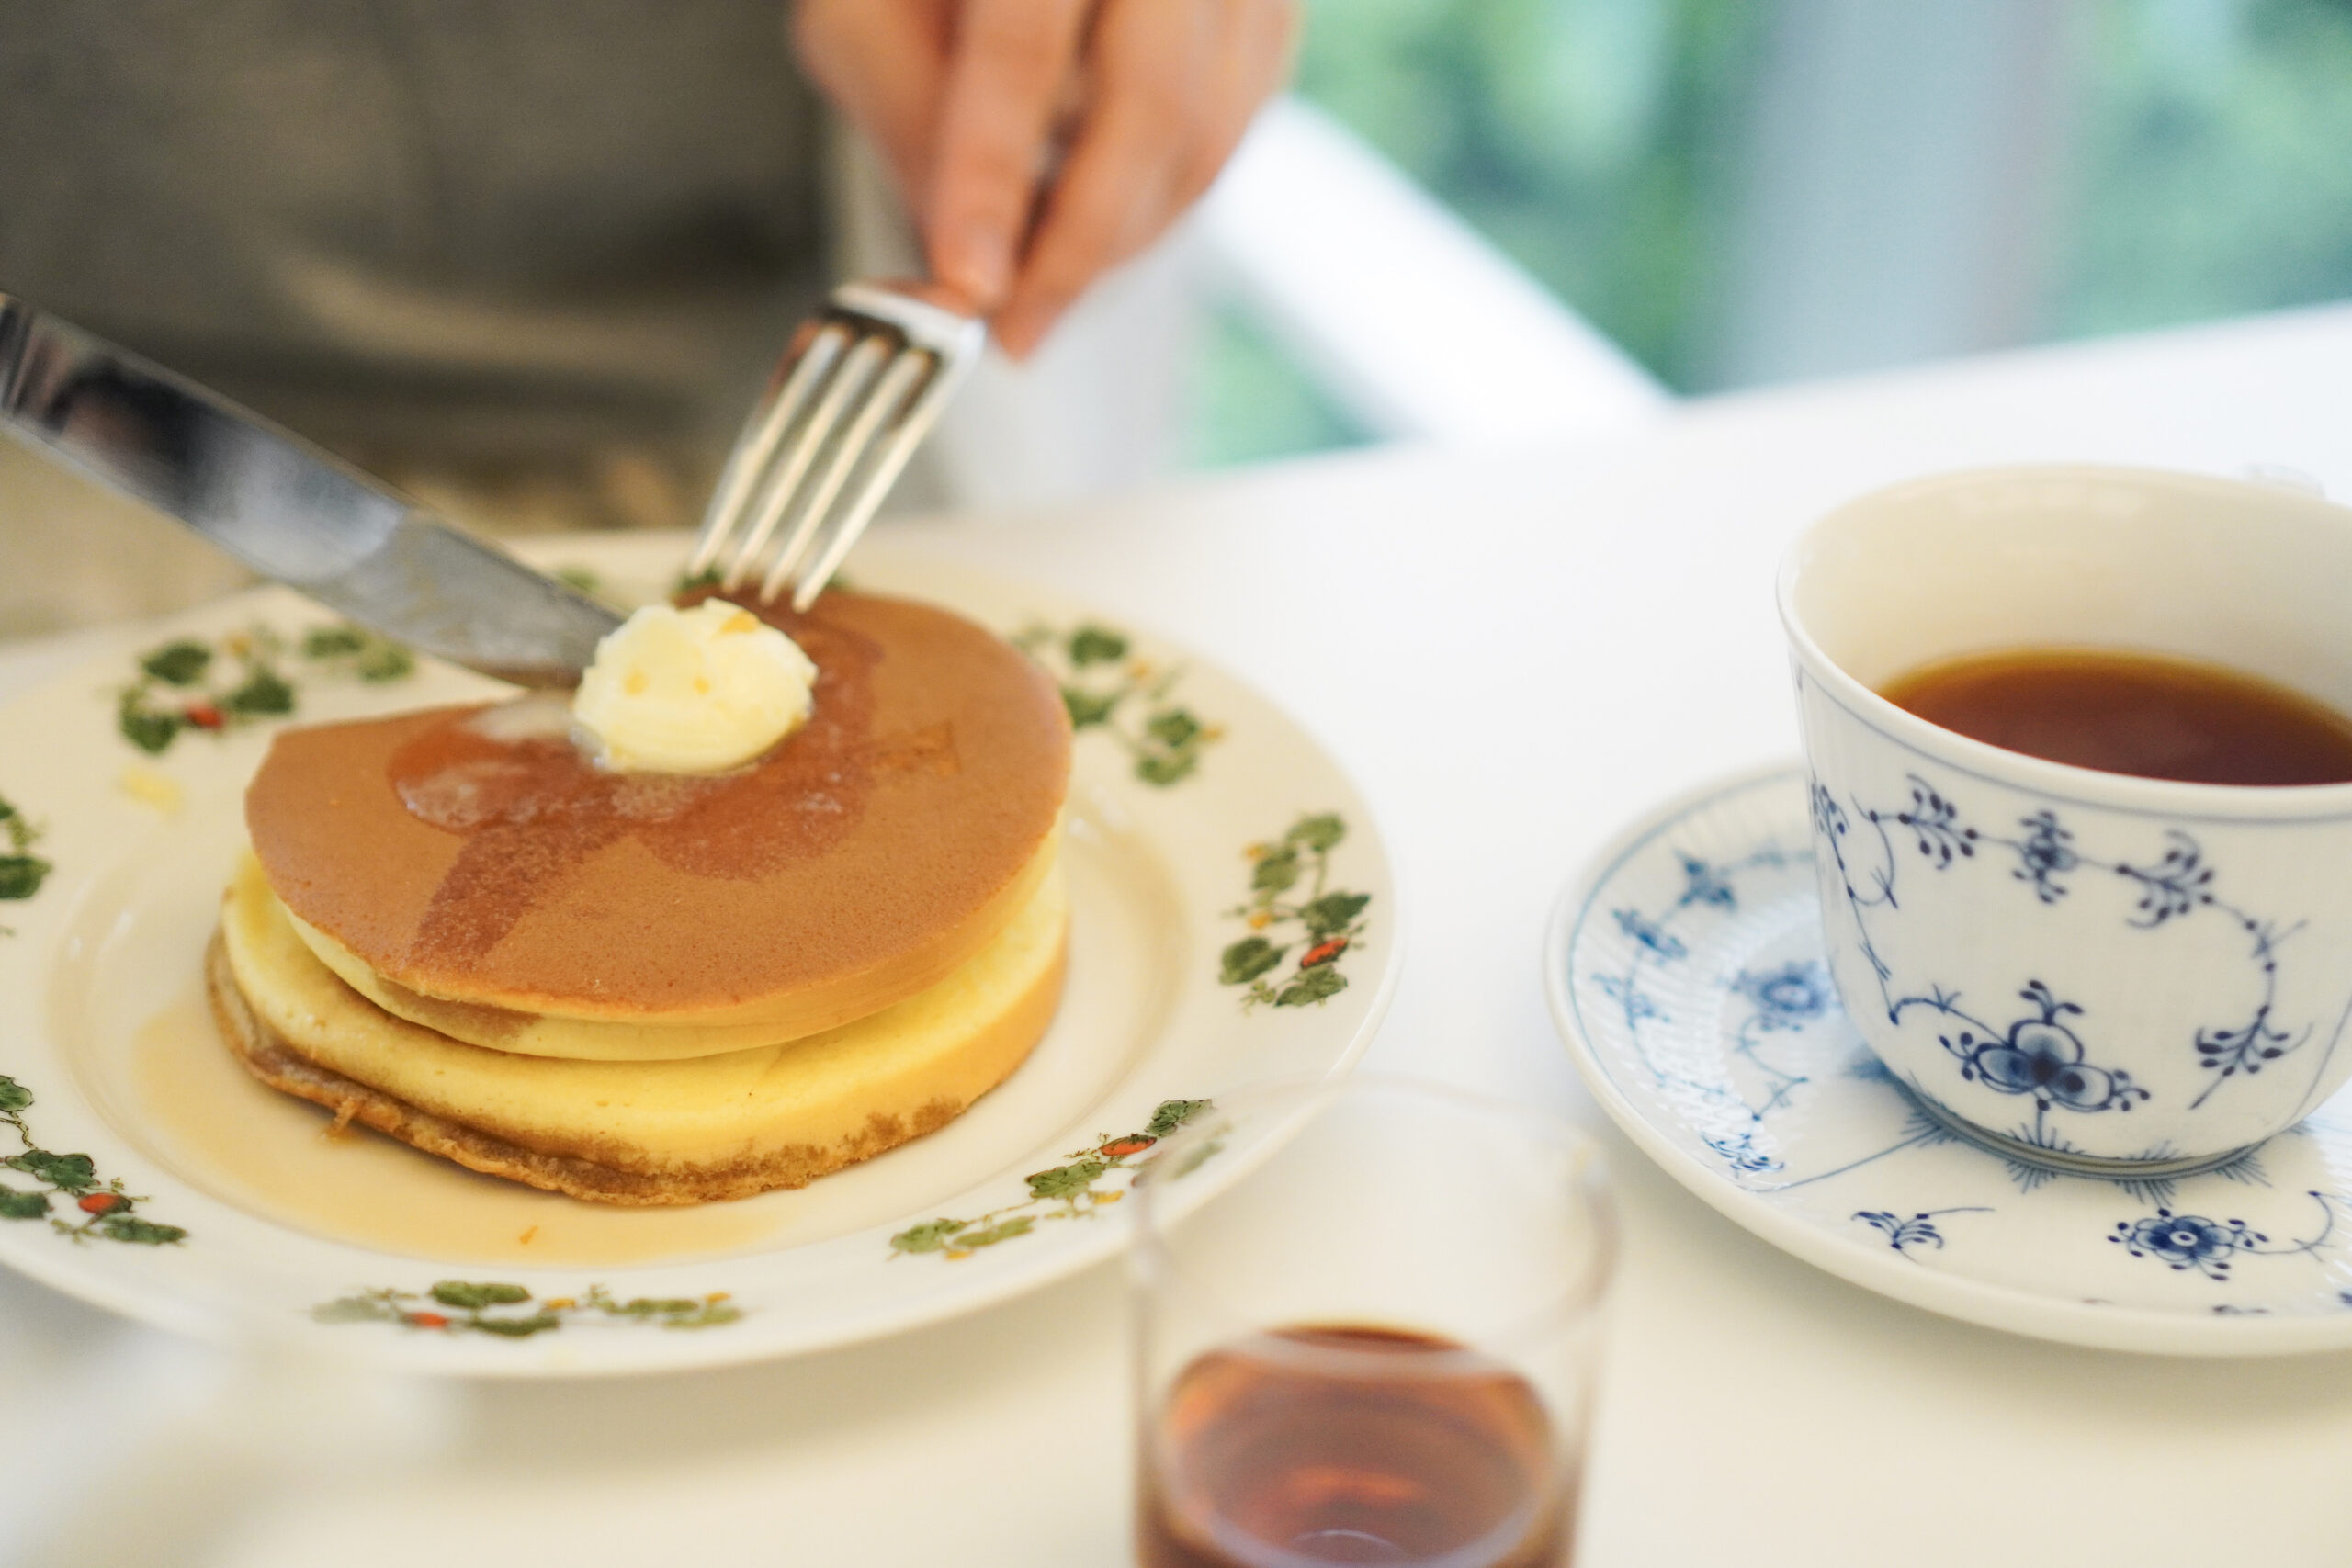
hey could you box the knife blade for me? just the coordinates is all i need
[0,292,624,687]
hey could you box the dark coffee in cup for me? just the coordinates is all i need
[1879,648,2352,786]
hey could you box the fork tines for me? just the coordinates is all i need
[687,281,984,612]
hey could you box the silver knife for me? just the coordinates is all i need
[0,292,623,686]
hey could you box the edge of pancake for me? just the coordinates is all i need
[206,931,1067,1206]
[277,830,1061,1053]
[206,934,815,1205]
[207,852,1069,1206]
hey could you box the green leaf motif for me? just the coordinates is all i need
[355,644,414,682]
[1297,891,1371,938]
[1286,814,1346,852]
[97,1215,187,1246]
[117,621,417,757]
[1275,965,1349,1008]
[890,1218,969,1255]
[226,669,296,716]
[119,705,180,755]
[0,855,45,903]
[1225,811,1363,1012]
[311,1294,402,1325]
[1171,1137,1226,1179]
[1251,846,1301,893]
[673,1302,744,1329]
[140,641,212,685]
[300,626,366,658]
[0,1072,182,1241]
[951,1216,1035,1249]
[9,1150,96,1192]
[1067,626,1129,666]
[1062,687,1118,729]
[314,1284,745,1336]
[1136,751,1198,787]
[430,1280,532,1310]
[1219,936,1286,986]
[1017,617,1219,787]
[888,1100,1218,1262]
[1146,708,1200,748]
[1025,1158,1108,1201]
[1145,1100,1213,1137]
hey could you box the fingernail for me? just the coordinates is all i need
[944,225,1013,306]
[992,308,1041,361]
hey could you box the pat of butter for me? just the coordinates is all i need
[572,601,818,773]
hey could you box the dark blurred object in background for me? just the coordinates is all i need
[0,0,827,520]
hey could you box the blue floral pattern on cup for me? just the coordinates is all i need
[1810,771,2309,1126]
[1940,980,2149,1117]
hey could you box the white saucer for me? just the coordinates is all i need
[0,536,1396,1376]
[1546,766,2352,1356]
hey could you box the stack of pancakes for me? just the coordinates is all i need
[208,592,1073,1205]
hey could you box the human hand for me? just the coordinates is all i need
[796,0,1297,358]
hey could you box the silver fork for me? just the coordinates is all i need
[685,280,986,611]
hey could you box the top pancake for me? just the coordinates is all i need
[245,591,1071,1032]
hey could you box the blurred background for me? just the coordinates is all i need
[1191,0,2352,465]
[6,0,2352,634]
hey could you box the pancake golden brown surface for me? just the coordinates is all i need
[244,591,1071,1032]
[209,852,1070,1205]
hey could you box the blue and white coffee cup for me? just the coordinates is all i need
[1781,466,2352,1174]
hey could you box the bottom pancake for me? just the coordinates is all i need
[209,852,1069,1206]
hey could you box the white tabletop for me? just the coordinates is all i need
[9,304,2352,1567]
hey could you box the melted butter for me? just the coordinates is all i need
[132,987,784,1267]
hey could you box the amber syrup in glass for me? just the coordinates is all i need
[1139,1325,1566,1568]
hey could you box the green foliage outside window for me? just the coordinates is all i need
[1189,0,2352,467]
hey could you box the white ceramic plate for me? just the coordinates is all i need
[1546,766,2352,1356]
[0,536,1395,1375]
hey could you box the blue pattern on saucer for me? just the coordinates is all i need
[1554,769,2352,1351]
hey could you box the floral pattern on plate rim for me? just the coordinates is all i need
[0,1074,186,1246]
[0,792,50,937]
[116,621,415,755]
[1218,813,1372,1010]
[314,1280,741,1337]
[0,799,178,1242]
[889,1098,1216,1260]
[1012,620,1223,786]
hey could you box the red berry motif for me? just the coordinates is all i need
[78,1192,127,1216]
[405,1312,451,1330]
[185,703,224,730]
[1099,1136,1157,1157]
[1299,937,1349,969]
